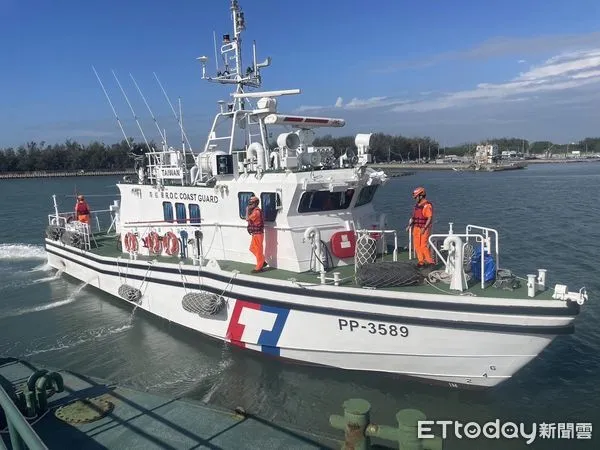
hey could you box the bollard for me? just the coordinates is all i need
[330,399,443,450]
[397,409,426,449]
[329,398,372,450]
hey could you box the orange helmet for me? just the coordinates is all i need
[412,186,426,198]
[248,196,259,205]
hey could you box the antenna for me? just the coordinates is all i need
[195,0,269,97]
[92,66,131,149]
[112,70,152,153]
[153,72,193,153]
[179,97,185,153]
[213,31,219,72]
[129,73,167,145]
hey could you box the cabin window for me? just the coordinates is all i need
[175,202,187,224]
[298,189,355,213]
[162,202,174,222]
[189,204,201,224]
[355,185,379,207]
[260,192,280,222]
[238,192,255,219]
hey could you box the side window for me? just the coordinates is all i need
[189,204,201,224]
[355,185,379,207]
[238,192,255,219]
[260,192,280,222]
[175,202,187,224]
[298,189,355,213]
[162,202,174,222]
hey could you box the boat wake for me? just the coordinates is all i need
[30,269,64,285]
[23,321,133,357]
[0,243,47,261]
[29,262,52,272]
[143,342,233,397]
[1,279,84,319]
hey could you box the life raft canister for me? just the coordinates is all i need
[330,231,356,258]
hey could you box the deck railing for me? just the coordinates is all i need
[0,386,48,450]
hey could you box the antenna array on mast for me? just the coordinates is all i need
[196,0,271,106]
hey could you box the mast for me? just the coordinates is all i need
[197,0,271,112]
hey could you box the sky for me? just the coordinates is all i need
[1,0,600,148]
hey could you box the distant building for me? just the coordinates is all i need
[475,144,499,164]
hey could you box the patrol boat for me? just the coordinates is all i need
[43,0,588,389]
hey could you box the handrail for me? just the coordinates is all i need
[0,386,48,450]
[428,233,486,289]
[466,224,499,274]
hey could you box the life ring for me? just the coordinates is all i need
[163,231,180,256]
[147,231,162,254]
[124,232,138,252]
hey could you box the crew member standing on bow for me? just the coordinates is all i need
[75,194,91,224]
[406,186,435,267]
[246,196,267,273]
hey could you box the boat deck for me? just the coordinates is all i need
[79,232,554,300]
[0,357,340,449]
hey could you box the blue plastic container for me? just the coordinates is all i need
[471,247,496,282]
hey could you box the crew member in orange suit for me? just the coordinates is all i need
[246,196,267,273]
[75,194,91,224]
[405,186,435,267]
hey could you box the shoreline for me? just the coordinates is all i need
[0,170,135,179]
[0,157,597,179]
[377,158,600,171]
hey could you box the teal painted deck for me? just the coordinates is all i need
[78,232,555,301]
[0,358,340,449]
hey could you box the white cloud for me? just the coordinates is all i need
[375,31,600,73]
[391,49,600,112]
[296,96,409,113]
[518,59,526,64]
[294,49,600,116]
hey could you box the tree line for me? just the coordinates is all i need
[312,135,600,162]
[1,135,600,173]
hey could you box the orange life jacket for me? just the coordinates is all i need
[412,200,432,228]
[246,207,264,235]
[76,201,90,216]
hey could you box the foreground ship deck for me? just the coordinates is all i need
[0,358,340,449]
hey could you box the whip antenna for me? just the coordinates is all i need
[129,73,166,145]
[92,66,131,149]
[112,70,152,153]
[153,72,193,152]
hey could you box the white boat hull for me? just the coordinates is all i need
[45,240,578,389]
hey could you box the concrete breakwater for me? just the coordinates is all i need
[0,170,135,179]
